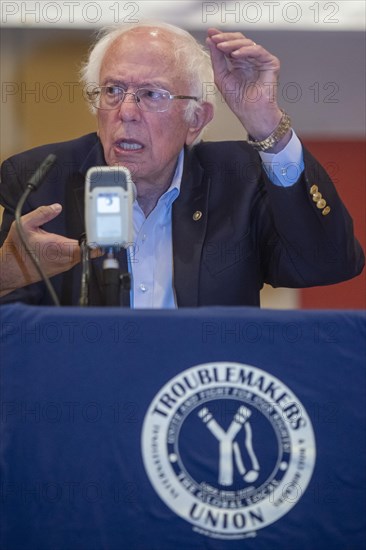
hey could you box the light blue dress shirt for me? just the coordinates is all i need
[127,131,304,308]
[127,150,183,309]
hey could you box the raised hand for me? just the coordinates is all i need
[206,28,290,148]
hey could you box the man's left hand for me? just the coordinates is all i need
[206,28,290,148]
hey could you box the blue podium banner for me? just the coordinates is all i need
[0,304,365,550]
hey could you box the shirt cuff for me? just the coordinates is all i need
[259,130,305,187]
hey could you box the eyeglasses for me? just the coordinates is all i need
[86,85,198,112]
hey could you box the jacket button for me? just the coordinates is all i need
[193,211,202,221]
[312,191,322,202]
[316,199,327,209]
[322,206,331,216]
[310,184,318,195]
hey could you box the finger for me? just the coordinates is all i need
[21,204,63,230]
[207,28,248,42]
[206,36,230,82]
[216,41,278,72]
[207,33,265,65]
[215,38,260,56]
[59,239,81,264]
[230,45,279,71]
[207,27,222,37]
[90,247,104,259]
[58,240,103,269]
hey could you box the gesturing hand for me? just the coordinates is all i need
[206,28,287,144]
[0,204,101,296]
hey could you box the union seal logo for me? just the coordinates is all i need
[141,362,316,539]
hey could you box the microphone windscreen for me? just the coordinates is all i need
[27,154,56,191]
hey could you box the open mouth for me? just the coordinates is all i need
[115,140,143,151]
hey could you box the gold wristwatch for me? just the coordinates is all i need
[247,110,291,152]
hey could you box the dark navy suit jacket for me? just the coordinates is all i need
[0,133,364,306]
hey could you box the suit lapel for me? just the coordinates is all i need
[172,148,210,307]
[70,137,106,236]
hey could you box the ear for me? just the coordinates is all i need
[185,102,214,146]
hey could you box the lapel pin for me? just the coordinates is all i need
[193,211,202,221]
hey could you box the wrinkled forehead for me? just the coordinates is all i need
[100,27,184,85]
[121,26,177,42]
[107,27,179,65]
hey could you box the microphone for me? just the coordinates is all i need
[27,154,57,191]
[84,165,135,306]
[15,154,60,306]
[84,165,135,250]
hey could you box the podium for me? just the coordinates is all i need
[1,304,365,550]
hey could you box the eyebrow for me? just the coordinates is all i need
[101,78,171,89]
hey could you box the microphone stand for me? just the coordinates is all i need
[79,233,90,307]
[102,247,130,307]
[78,243,131,307]
[14,154,60,306]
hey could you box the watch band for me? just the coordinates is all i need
[247,110,291,151]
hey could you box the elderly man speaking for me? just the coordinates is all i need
[0,23,363,306]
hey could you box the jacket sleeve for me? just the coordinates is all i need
[0,156,54,304]
[257,145,365,287]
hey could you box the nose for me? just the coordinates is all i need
[118,92,141,121]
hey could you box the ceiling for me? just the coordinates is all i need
[1,0,365,30]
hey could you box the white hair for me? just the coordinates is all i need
[80,21,215,128]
